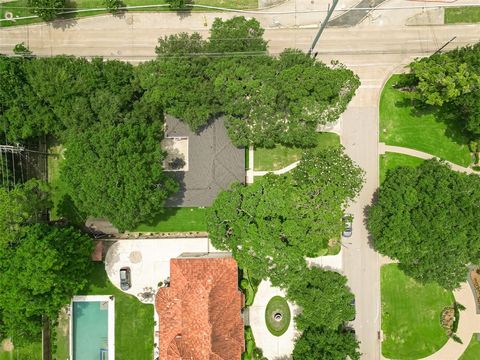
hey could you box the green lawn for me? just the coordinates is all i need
[134,207,207,232]
[254,132,340,171]
[265,296,291,337]
[381,264,454,359]
[380,74,471,167]
[380,152,425,184]
[80,263,154,360]
[47,142,86,227]
[460,334,480,360]
[0,0,257,27]
[445,7,480,24]
[0,342,41,360]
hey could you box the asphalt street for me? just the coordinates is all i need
[1,13,480,359]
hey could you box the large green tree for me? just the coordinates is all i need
[27,0,65,21]
[207,17,268,53]
[142,18,359,147]
[0,56,178,229]
[0,224,93,343]
[0,180,50,246]
[61,102,178,231]
[287,267,355,330]
[292,326,360,360]
[400,43,480,138]
[207,146,363,286]
[368,159,480,289]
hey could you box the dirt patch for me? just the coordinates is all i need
[1,338,14,352]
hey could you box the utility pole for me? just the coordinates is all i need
[308,0,339,55]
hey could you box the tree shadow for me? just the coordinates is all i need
[394,96,470,147]
[51,1,78,30]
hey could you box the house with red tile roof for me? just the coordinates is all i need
[155,256,245,359]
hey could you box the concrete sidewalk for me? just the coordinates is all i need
[379,143,477,174]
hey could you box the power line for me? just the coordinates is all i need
[1,2,480,13]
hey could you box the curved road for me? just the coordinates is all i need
[1,14,480,359]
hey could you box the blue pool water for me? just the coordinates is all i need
[72,301,109,360]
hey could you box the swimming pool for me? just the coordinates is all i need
[70,296,115,360]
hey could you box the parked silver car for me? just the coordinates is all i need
[120,267,131,291]
[342,215,353,237]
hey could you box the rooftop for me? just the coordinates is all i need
[155,257,245,360]
[164,116,245,207]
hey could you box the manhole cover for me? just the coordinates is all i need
[129,251,142,263]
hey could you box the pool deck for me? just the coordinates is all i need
[70,295,115,360]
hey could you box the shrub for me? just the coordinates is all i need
[104,0,123,12]
[473,166,480,171]
[469,140,478,153]
[456,302,466,311]
[451,334,463,344]
[452,303,460,333]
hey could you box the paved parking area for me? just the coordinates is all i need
[104,238,221,303]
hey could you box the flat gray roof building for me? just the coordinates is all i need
[164,116,245,207]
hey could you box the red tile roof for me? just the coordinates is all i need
[155,257,245,360]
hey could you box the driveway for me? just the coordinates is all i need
[249,280,299,360]
[104,238,221,303]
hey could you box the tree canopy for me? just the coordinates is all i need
[400,43,480,138]
[287,267,355,330]
[292,326,360,360]
[0,56,177,230]
[368,159,480,289]
[207,146,363,286]
[0,180,50,246]
[141,17,359,147]
[61,103,178,231]
[0,224,93,342]
[27,0,65,21]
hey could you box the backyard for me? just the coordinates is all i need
[380,74,471,167]
[445,7,480,24]
[0,0,258,27]
[0,342,41,360]
[381,264,454,359]
[76,263,154,360]
[254,132,340,171]
[133,207,207,232]
[379,152,425,183]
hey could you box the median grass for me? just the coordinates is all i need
[134,207,207,232]
[80,263,154,360]
[379,152,425,184]
[445,7,480,24]
[0,0,257,27]
[381,264,454,359]
[460,334,480,360]
[254,132,340,171]
[380,74,471,167]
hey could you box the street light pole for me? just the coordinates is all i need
[308,0,339,55]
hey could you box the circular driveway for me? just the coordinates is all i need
[250,280,299,359]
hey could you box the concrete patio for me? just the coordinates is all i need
[104,238,222,303]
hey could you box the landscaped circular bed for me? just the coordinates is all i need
[265,296,291,336]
